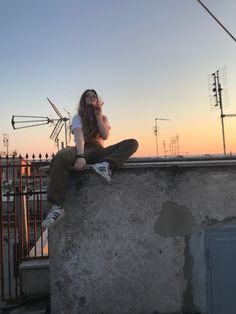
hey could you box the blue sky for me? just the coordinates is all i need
[1,0,236,156]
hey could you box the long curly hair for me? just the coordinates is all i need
[78,89,100,143]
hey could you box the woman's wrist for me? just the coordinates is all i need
[76,154,85,159]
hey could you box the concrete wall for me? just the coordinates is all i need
[49,161,236,314]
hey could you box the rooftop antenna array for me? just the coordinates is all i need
[153,117,170,157]
[208,67,235,156]
[162,134,188,158]
[208,66,229,112]
[11,98,70,149]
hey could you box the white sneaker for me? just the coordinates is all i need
[91,161,112,183]
[41,205,65,229]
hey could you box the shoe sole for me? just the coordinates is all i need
[90,165,111,183]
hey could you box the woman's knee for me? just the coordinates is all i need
[52,147,76,166]
[125,138,139,153]
[130,138,139,149]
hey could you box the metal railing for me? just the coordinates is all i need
[0,154,52,303]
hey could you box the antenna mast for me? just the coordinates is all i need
[154,117,170,157]
[213,70,226,155]
[208,68,236,156]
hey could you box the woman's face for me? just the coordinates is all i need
[85,90,98,107]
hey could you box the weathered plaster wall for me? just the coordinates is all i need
[49,162,236,314]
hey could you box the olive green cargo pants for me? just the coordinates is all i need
[47,139,138,205]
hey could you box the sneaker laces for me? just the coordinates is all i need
[98,165,108,172]
[100,162,111,173]
[51,210,61,221]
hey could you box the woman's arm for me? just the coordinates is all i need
[73,127,84,154]
[73,127,86,171]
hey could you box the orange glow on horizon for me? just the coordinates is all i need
[9,117,236,158]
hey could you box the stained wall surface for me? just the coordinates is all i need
[49,161,236,314]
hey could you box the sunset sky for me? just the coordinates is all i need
[1,0,236,157]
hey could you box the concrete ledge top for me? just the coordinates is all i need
[20,258,49,270]
[40,159,236,173]
[124,159,236,168]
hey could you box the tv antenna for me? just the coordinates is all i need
[208,67,235,156]
[3,133,9,155]
[153,117,170,157]
[11,98,70,148]
[169,134,180,156]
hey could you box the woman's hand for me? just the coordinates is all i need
[94,104,102,117]
[74,157,86,171]
[93,95,103,117]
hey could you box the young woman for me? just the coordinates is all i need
[42,89,139,228]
